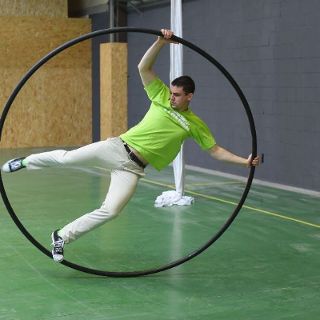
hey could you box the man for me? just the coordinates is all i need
[2,29,260,262]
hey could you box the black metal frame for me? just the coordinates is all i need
[0,27,257,277]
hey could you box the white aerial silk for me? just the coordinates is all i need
[154,0,194,207]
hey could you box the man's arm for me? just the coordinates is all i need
[209,144,261,167]
[138,29,175,87]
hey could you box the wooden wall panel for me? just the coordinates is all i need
[0,17,92,148]
[1,67,91,147]
[0,0,67,17]
[0,17,91,69]
[100,43,128,140]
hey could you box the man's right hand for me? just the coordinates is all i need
[158,29,178,44]
[138,28,178,87]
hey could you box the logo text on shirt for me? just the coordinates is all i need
[164,108,190,131]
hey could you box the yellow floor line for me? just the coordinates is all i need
[141,178,320,229]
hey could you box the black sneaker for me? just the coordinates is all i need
[51,230,64,262]
[1,157,26,173]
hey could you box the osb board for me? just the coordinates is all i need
[0,66,92,148]
[100,43,128,139]
[0,17,92,148]
[0,0,67,17]
[0,17,91,69]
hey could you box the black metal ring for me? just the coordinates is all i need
[0,27,257,277]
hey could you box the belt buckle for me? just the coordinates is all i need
[123,142,145,168]
[128,150,134,157]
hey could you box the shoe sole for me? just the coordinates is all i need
[51,250,64,263]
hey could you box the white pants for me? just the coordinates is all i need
[25,137,144,243]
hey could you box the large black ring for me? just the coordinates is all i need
[0,27,257,277]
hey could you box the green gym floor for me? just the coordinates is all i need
[0,148,319,320]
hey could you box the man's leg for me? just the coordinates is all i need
[2,141,114,173]
[52,169,140,261]
[25,140,119,170]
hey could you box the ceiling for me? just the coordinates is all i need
[68,0,172,17]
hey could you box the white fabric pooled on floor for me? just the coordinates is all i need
[154,190,194,207]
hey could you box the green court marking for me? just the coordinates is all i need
[185,181,243,187]
[141,177,320,229]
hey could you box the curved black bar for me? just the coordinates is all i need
[0,27,257,277]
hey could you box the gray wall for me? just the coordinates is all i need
[92,0,320,192]
[125,0,320,192]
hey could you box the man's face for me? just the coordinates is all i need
[169,85,193,111]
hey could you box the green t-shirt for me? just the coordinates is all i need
[120,78,216,170]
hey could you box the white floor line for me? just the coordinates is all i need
[185,164,320,198]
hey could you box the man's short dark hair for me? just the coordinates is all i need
[171,75,195,94]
